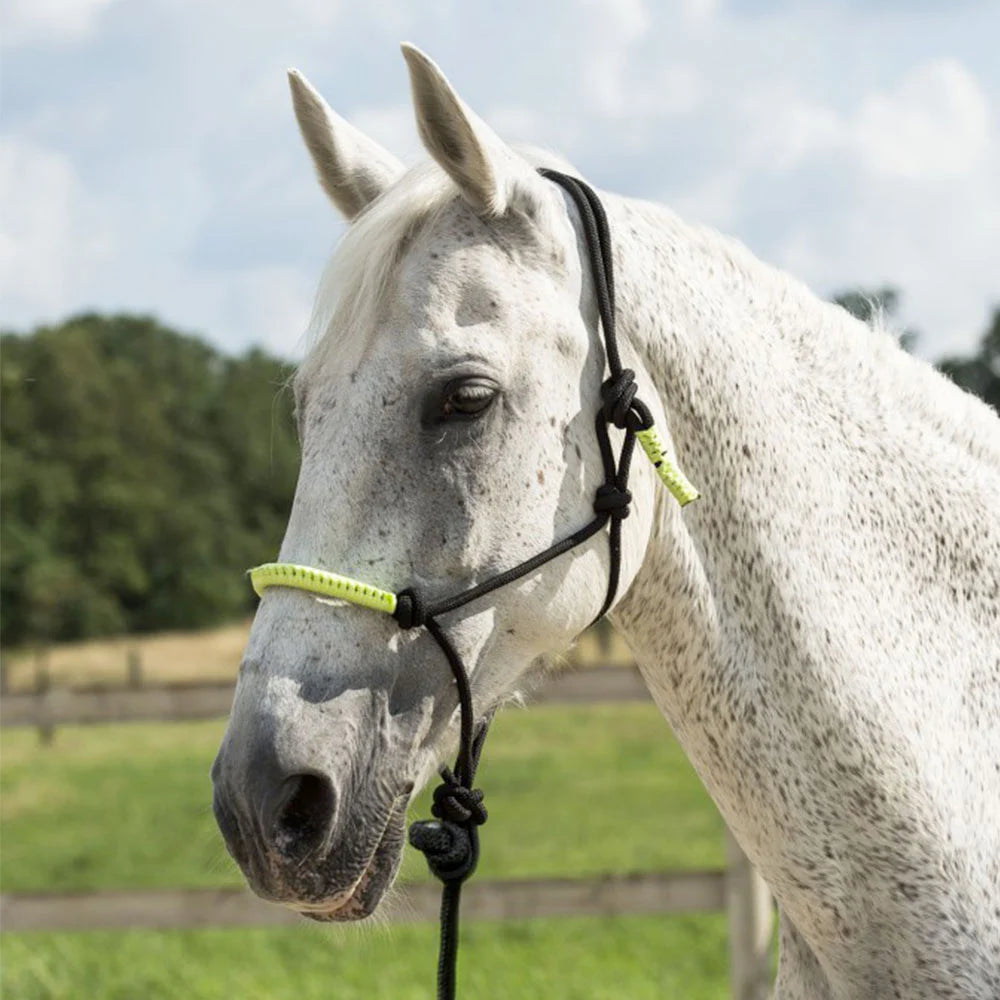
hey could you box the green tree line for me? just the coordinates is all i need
[1,314,299,645]
[1,302,997,646]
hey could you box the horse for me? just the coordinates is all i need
[211,44,1000,998]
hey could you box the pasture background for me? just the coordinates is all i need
[1,268,997,1000]
[2,702,733,999]
[2,307,997,654]
[3,2,999,995]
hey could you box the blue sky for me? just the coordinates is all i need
[2,0,998,360]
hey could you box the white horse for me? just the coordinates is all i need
[211,44,1000,998]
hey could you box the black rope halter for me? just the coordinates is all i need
[394,169,657,1000]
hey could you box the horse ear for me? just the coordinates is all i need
[401,43,536,216]
[288,69,405,221]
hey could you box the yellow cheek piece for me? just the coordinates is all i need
[249,432,697,612]
[249,562,397,615]
[636,427,700,506]
[244,170,704,1000]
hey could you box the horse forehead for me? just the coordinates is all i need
[397,209,558,320]
[395,264,571,378]
[405,248,488,306]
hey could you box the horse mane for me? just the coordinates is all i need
[300,160,451,377]
[297,149,1000,477]
[632,195,1000,471]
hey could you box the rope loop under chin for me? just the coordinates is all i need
[246,168,700,1000]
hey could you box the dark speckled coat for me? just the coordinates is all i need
[215,46,1000,998]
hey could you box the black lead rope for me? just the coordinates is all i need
[392,169,655,1000]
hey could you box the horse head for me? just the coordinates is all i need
[210,45,663,920]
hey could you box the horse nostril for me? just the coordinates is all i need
[273,773,336,856]
[213,789,250,868]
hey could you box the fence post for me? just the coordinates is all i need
[127,647,143,689]
[725,828,773,1000]
[34,647,54,746]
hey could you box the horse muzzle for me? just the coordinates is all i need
[210,677,416,920]
[212,755,410,919]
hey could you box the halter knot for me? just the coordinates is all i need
[431,771,488,826]
[594,483,632,519]
[600,369,636,428]
[409,767,486,884]
[393,588,426,630]
[409,819,480,884]
[600,370,654,432]
[249,168,699,1000]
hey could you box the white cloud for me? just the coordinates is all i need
[0,0,996,362]
[744,91,843,171]
[854,59,991,180]
[350,104,422,163]
[588,0,650,36]
[773,165,1000,359]
[210,266,315,358]
[579,0,653,115]
[284,0,343,28]
[640,52,997,357]
[800,62,997,354]
[0,138,113,318]
[630,61,705,119]
[681,0,717,23]
[704,59,992,182]
[0,0,122,45]
[670,168,743,231]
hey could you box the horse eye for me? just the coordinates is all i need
[441,378,499,419]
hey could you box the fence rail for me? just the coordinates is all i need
[0,664,649,729]
[0,662,774,998]
[1,869,728,933]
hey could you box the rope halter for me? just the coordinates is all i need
[248,169,699,1000]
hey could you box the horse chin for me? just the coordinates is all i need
[293,806,406,923]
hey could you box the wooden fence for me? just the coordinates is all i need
[0,663,774,999]
[1,870,726,932]
[0,844,771,999]
[0,664,648,730]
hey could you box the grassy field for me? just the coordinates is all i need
[1,702,730,999]
[1,915,731,1000]
[0,620,633,692]
[0,703,723,892]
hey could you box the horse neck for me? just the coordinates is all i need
[604,195,827,739]
[602,190,1000,859]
